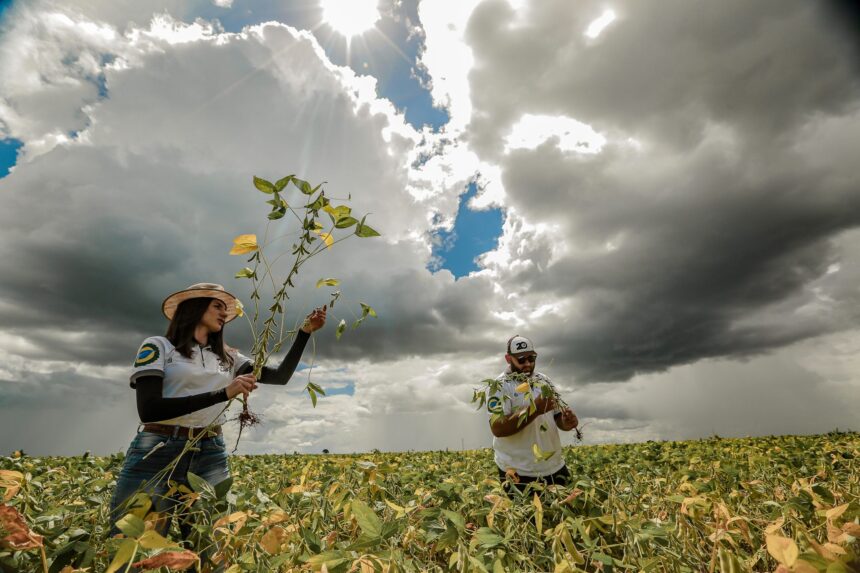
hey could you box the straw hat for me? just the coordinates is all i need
[162,283,239,322]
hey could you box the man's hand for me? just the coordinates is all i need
[556,408,578,431]
[301,305,327,333]
[534,396,556,414]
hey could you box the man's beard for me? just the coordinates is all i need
[511,364,534,375]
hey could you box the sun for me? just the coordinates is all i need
[320,0,381,38]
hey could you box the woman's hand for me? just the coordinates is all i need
[226,373,258,400]
[301,305,327,333]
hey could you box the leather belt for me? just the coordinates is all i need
[141,423,222,439]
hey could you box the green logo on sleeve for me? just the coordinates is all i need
[487,396,503,414]
[134,343,160,367]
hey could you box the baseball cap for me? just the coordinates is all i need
[507,335,536,355]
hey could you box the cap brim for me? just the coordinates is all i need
[162,289,239,322]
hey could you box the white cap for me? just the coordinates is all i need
[507,335,536,355]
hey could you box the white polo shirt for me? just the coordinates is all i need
[130,336,251,427]
[487,369,565,477]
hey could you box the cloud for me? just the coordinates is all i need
[416,0,860,381]
[1,0,859,456]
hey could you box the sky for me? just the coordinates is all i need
[0,0,858,456]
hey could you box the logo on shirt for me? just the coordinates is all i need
[135,343,160,367]
[487,396,503,414]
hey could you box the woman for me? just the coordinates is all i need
[108,282,325,536]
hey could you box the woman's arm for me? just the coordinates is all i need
[135,374,258,422]
[238,330,311,385]
[237,306,326,384]
[135,375,228,423]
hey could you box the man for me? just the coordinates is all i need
[487,335,578,493]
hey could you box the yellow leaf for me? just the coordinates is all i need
[515,382,530,393]
[131,549,199,571]
[317,231,334,249]
[262,510,290,525]
[792,561,820,573]
[532,443,555,461]
[2,485,19,502]
[826,503,850,522]
[533,493,543,534]
[105,539,136,573]
[766,535,799,567]
[385,499,406,517]
[822,542,846,555]
[260,526,287,554]
[828,522,848,544]
[235,299,244,317]
[229,234,258,255]
[765,516,785,535]
[0,471,23,484]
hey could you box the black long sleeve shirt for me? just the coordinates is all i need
[135,330,310,423]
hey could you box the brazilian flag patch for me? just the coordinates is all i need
[487,396,503,414]
[135,343,160,367]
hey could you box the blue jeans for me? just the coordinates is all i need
[109,431,230,537]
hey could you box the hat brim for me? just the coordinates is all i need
[162,288,239,322]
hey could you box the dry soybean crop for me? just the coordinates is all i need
[1,432,858,572]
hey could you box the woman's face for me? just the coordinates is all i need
[199,298,229,334]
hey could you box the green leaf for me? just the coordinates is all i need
[305,551,351,569]
[235,267,255,279]
[294,178,314,195]
[351,500,383,538]
[323,204,351,224]
[336,319,346,340]
[360,303,377,318]
[115,514,145,539]
[335,215,359,229]
[268,208,286,220]
[315,278,340,288]
[355,217,380,238]
[186,471,215,497]
[253,176,275,194]
[214,476,233,500]
[138,530,178,550]
[105,539,137,573]
[308,386,317,408]
[441,509,465,532]
[474,528,504,548]
[306,194,329,211]
[274,175,293,192]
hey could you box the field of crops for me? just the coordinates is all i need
[1,432,858,572]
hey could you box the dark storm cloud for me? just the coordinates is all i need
[465,0,860,155]
[462,0,860,381]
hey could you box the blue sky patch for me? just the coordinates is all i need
[431,183,505,278]
[324,382,355,397]
[0,139,22,179]
[0,0,12,23]
[195,0,448,131]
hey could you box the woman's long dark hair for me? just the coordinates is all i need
[165,297,233,369]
